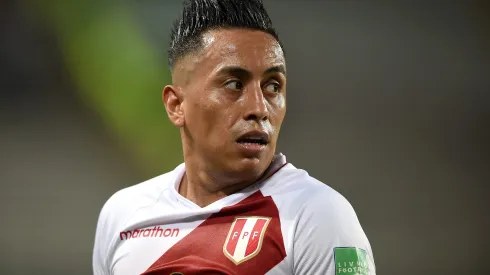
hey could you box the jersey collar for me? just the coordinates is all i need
[170,153,288,210]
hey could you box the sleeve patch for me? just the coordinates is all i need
[334,247,370,275]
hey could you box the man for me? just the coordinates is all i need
[93,0,376,274]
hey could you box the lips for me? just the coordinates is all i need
[236,130,270,145]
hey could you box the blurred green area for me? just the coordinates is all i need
[29,0,183,177]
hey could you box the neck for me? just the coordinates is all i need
[178,133,281,207]
[178,161,258,208]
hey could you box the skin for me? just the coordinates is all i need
[163,28,287,207]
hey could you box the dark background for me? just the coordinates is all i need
[1,1,489,274]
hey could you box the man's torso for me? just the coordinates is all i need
[94,155,374,275]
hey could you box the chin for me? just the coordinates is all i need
[232,155,270,178]
[219,144,275,179]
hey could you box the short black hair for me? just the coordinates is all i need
[168,0,283,71]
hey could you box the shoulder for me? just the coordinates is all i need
[93,165,184,270]
[96,164,184,243]
[261,163,357,222]
[261,163,370,246]
[263,164,375,274]
[99,164,182,224]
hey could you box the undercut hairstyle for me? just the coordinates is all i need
[168,0,283,71]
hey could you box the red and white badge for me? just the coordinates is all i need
[223,216,271,265]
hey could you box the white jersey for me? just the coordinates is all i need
[93,154,375,275]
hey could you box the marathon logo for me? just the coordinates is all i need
[119,226,180,240]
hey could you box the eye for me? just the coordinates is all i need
[224,80,243,91]
[263,82,281,93]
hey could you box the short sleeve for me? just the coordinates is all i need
[93,200,113,275]
[292,190,376,275]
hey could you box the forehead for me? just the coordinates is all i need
[198,28,285,74]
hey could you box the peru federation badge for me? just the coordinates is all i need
[223,216,271,265]
[334,247,370,275]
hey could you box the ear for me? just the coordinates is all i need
[162,85,185,127]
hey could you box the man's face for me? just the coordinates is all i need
[174,28,286,181]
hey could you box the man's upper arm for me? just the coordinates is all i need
[93,199,114,275]
[292,190,376,275]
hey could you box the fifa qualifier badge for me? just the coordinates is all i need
[334,247,370,275]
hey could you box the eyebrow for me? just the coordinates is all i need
[216,66,252,79]
[264,65,287,76]
[215,65,287,78]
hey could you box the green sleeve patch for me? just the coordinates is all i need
[334,247,370,275]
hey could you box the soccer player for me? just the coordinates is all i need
[93,0,376,274]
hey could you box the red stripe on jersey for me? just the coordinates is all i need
[244,218,268,257]
[141,191,286,275]
[225,218,247,256]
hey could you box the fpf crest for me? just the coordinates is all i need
[223,216,271,265]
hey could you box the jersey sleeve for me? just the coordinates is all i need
[93,199,114,275]
[292,189,376,275]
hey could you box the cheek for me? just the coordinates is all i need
[211,92,240,130]
[275,94,286,110]
[186,93,234,141]
[262,95,286,142]
[206,93,236,130]
[269,95,286,121]
[268,95,287,136]
[185,99,215,135]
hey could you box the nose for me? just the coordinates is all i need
[243,83,269,122]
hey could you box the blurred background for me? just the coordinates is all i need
[1,0,489,274]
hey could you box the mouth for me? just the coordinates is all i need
[236,130,270,146]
